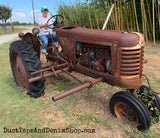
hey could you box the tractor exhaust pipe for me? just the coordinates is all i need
[52,77,103,101]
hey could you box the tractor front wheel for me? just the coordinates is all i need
[109,91,150,131]
[9,40,45,98]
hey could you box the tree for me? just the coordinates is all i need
[12,21,20,26]
[0,5,12,32]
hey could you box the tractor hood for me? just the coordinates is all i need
[56,26,144,47]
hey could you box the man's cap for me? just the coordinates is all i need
[41,6,48,11]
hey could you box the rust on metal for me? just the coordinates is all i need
[31,63,68,75]
[46,54,69,64]
[56,26,140,47]
[120,47,141,77]
[140,46,145,77]
[12,53,28,88]
[114,102,138,124]
[52,77,103,101]
[14,25,147,99]
[75,64,143,89]
[58,37,77,64]
[55,27,145,89]
[27,26,145,89]
[41,61,53,69]
[18,32,24,39]
[22,33,41,58]
[29,67,70,83]
[50,66,58,78]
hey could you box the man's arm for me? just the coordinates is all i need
[39,23,48,28]
[38,17,48,28]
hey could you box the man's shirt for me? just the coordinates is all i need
[38,16,54,36]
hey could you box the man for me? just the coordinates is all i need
[38,6,58,62]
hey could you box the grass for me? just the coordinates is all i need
[144,41,160,54]
[0,26,26,35]
[0,40,160,138]
[143,74,160,93]
[72,112,102,125]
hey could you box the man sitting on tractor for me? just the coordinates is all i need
[38,6,62,62]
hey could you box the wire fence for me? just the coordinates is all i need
[0,26,15,35]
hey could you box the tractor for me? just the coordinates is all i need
[9,15,160,131]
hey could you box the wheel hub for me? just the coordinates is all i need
[12,52,28,88]
[114,102,138,124]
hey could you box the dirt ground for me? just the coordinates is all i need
[144,54,160,79]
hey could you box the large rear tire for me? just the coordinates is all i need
[109,91,150,131]
[9,40,45,98]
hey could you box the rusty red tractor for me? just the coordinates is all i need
[9,15,160,131]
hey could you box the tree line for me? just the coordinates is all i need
[0,22,33,26]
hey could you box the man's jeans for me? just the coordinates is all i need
[39,33,58,53]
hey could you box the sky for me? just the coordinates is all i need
[0,0,85,23]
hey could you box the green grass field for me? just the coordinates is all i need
[0,26,27,35]
[0,40,160,138]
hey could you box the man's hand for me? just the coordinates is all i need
[43,23,48,27]
[39,23,48,28]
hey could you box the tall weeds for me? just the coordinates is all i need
[58,0,160,44]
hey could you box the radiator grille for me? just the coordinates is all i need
[120,48,143,76]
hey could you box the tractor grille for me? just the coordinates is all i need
[120,47,144,77]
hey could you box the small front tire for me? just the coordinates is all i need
[109,91,150,131]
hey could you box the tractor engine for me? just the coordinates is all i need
[78,44,112,74]
[56,26,145,89]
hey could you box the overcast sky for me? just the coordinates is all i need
[0,0,85,23]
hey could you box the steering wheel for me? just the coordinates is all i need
[47,15,64,29]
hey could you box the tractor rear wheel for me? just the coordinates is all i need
[109,91,150,131]
[9,40,45,98]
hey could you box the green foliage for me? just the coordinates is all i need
[9,22,33,26]
[0,5,12,21]
[0,5,12,32]
[58,0,160,40]
[127,86,160,123]
[58,3,91,28]
[58,2,110,29]
[156,78,160,83]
